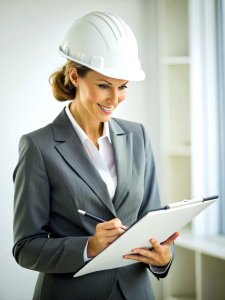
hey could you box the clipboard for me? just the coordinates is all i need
[74,195,218,277]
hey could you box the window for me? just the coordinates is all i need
[190,0,221,237]
[216,0,225,234]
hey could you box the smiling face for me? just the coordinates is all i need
[70,69,128,125]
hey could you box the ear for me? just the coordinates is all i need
[69,68,79,87]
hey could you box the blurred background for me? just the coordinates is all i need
[1,0,225,299]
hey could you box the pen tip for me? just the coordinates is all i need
[78,210,85,215]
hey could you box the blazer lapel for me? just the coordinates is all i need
[109,119,133,210]
[52,109,116,215]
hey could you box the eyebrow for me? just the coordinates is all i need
[96,79,129,86]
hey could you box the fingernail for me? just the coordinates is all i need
[123,255,128,259]
[151,239,155,243]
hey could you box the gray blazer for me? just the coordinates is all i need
[13,108,172,300]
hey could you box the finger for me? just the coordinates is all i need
[91,232,120,250]
[150,238,162,252]
[104,235,122,244]
[128,246,172,266]
[100,218,123,230]
[104,227,126,237]
[131,247,153,258]
[123,254,148,263]
[123,253,153,265]
[162,232,180,247]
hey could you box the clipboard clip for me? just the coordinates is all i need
[168,195,218,208]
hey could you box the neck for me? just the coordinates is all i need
[69,101,103,141]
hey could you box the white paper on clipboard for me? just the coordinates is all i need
[74,197,217,278]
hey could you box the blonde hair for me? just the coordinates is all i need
[49,60,91,101]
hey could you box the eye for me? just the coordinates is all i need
[98,84,109,89]
[119,85,128,90]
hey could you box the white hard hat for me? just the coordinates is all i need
[58,11,145,81]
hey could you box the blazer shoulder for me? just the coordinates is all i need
[20,108,68,144]
[22,123,53,143]
[17,124,55,158]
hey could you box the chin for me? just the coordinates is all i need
[99,114,113,123]
[102,116,112,122]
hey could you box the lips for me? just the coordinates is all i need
[97,104,114,114]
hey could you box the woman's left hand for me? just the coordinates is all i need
[123,232,179,266]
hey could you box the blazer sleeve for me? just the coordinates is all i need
[13,134,89,274]
[137,124,175,279]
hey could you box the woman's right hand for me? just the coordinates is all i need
[87,218,126,258]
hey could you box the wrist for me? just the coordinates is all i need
[87,236,97,258]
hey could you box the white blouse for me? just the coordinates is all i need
[65,104,117,200]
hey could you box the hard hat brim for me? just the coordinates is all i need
[58,46,145,81]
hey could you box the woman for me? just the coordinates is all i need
[13,12,179,300]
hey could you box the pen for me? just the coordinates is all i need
[78,210,127,231]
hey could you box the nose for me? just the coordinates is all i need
[107,89,119,106]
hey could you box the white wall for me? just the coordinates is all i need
[0,0,160,299]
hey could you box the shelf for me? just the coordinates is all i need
[162,56,190,65]
[158,1,225,299]
[175,229,225,260]
[201,253,225,299]
[167,64,190,146]
[173,230,225,300]
[165,297,195,300]
[162,0,189,56]
[164,245,196,299]
[166,145,191,156]
[168,156,191,203]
